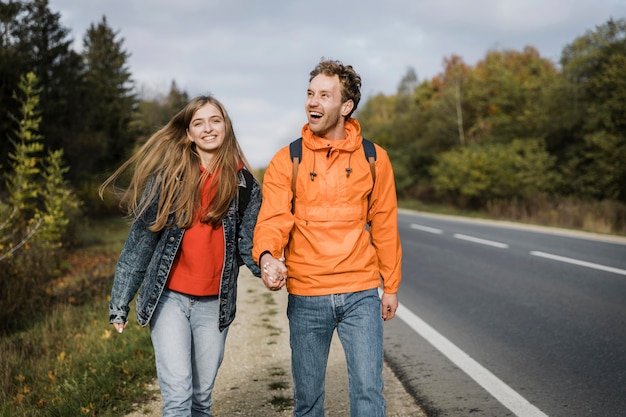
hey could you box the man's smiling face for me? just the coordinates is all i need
[305,74,353,139]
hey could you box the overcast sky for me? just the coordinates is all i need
[48,0,625,168]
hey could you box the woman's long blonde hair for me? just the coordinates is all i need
[99,95,251,231]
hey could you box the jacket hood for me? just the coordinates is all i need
[301,118,363,153]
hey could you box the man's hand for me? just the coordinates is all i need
[381,292,398,321]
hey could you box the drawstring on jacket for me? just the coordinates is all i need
[345,152,353,177]
[309,148,355,180]
[310,152,317,181]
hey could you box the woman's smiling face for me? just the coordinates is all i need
[187,102,226,167]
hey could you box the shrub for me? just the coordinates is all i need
[429,138,559,208]
[0,72,80,331]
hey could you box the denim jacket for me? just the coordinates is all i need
[109,169,262,331]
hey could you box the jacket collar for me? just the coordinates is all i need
[301,118,362,153]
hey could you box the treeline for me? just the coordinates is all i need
[358,18,626,231]
[1,0,189,203]
[1,1,132,189]
[0,0,187,330]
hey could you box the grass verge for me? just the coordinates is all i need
[400,197,626,236]
[0,217,156,417]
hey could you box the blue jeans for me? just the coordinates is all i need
[150,289,229,417]
[287,288,385,417]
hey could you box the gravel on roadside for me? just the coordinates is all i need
[125,267,426,417]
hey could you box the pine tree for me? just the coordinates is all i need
[0,72,78,261]
[81,15,136,174]
[0,0,84,182]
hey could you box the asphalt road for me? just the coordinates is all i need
[384,210,626,417]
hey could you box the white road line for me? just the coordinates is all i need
[530,251,626,276]
[410,224,443,234]
[454,233,509,248]
[395,303,549,417]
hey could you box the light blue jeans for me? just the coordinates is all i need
[150,289,228,417]
[287,288,385,417]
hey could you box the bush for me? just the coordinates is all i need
[0,217,156,417]
[429,139,558,208]
[0,72,80,332]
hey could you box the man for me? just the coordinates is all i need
[253,58,402,417]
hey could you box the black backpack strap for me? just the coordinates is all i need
[362,138,377,184]
[289,138,302,214]
[289,137,303,161]
[238,168,254,219]
[237,168,254,266]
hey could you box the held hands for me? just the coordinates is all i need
[260,253,287,291]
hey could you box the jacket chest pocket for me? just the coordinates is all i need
[303,204,365,222]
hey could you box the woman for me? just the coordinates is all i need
[100,95,261,416]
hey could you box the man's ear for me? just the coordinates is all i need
[341,99,354,117]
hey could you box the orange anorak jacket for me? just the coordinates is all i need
[253,119,402,296]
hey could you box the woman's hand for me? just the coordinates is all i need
[112,322,127,334]
[260,253,287,291]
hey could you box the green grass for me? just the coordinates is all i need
[0,217,157,417]
[261,292,277,305]
[399,199,478,217]
[268,381,289,390]
[267,367,286,377]
[269,395,293,411]
[399,197,626,236]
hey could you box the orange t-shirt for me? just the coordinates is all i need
[167,169,224,296]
